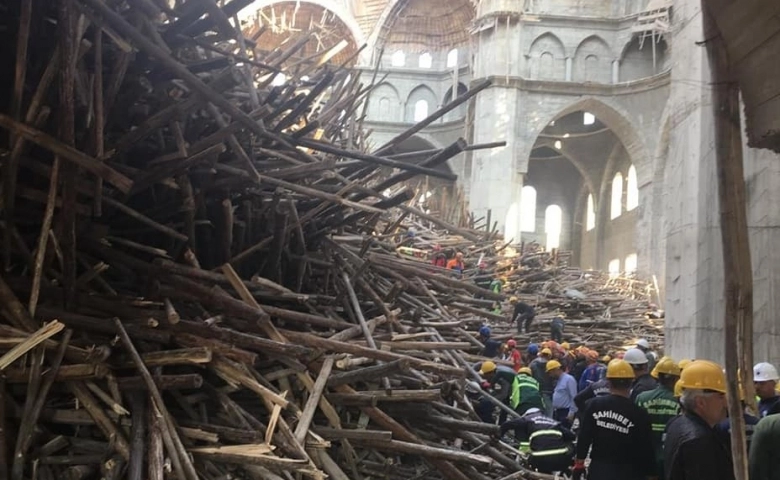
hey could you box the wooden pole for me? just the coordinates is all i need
[702,7,753,480]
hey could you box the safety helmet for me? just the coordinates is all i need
[523,407,541,417]
[561,342,571,350]
[677,360,727,393]
[541,341,550,349]
[507,339,517,348]
[548,341,559,350]
[540,348,552,356]
[606,359,636,379]
[674,379,683,397]
[753,362,780,382]
[479,361,497,375]
[624,348,649,365]
[654,357,681,377]
[527,343,539,355]
[509,296,519,303]
[678,359,692,370]
[636,339,650,349]
[601,355,612,363]
[518,367,533,375]
[478,326,491,337]
[587,350,599,361]
[545,360,562,373]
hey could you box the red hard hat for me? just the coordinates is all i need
[507,339,517,348]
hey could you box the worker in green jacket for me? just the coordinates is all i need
[480,361,521,423]
[749,413,780,480]
[635,357,681,478]
[516,367,546,415]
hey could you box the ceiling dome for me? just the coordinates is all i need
[378,0,475,53]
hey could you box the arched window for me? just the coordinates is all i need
[586,194,596,231]
[584,55,599,82]
[539,52,554,79]
[379,98,391,119]
[391,50,406,67]
[626,165,638,211]
[413,100,429,122]
[545,205,563,251]
[610,172,623,219]
[447,48,459,68]
[625,253,637,274]
[520,186,537,232]
[418,52,432,68]
[608,258,621,278]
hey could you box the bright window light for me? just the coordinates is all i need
[520,186,537,232]
[626,165,639,211]
[625,253,637,274]
[418,52,432,68]
[584,112,595,125]
[554,140,562,150]
[586,194,595,231]
[447,48,458,68]
[611,172,623,219]
[391,50,406,67]
[545,205,562,251]
[608,258,620,278]
[413,100,428,122]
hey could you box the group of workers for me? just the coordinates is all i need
[472,330,780,480]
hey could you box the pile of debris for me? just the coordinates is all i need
[0,2,661,480]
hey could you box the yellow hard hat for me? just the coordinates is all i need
[480,361,497,375]
[540,348,552,356]
[561,342,571,350]
[606,359,636,379]
[654,357,681,377]
[601,355,612,363]
[677,360,726,393]
[678,359,692,370]
[674,379,683,397]
[545,360,562,372]
[518,367,533,375]
[509,296,519,303]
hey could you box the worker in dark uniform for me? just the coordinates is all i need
[664,360,734,480]
[625,348,657,401]
[474,262,493,297]
[531,348,555,416]
[550,316,565,343]
[500,408,575,474]
[478,326,502,358]
[753,362,780,417]
[480,361,522,424]
[571,347,590,383]
[635,357,681,478]
[573,359,655,480]
[510,297,536,334]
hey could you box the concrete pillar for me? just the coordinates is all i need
[664,0,780,366]
[611,60,619,83]
[565,57,573,81]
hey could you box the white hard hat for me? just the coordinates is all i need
[624,348,649,365]
[636,339,650,349]
[754,362,780,382]
[523,408,541,417]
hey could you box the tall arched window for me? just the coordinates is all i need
[520,186,537,232]
[611,172,623,219]
[418,52,432,68]
[545,205,563,251]
[447,48,459,68]
[391,50,406,67]
[625,253,637,274]
[413,100,429,122]
[539,52,554,79]
[626,165,638,211]
[379,98,391,120]
[608,258,621,278]
[586,194,596,231]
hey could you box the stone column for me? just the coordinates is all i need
[611,60,619,83]
[565,57,573,81]
[664,0,780,365]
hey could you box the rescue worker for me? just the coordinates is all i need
[625,347,657,401]
[430,244,447,268]
[635,339,657,370]
[635,357,681,478]
[548,360,577,427]
[474,262,493,295]
[571,346,590,382]
[531,348,555,415]
[500,407,575,474]
[574,370,612,412]
[515,367,545,414]
[511,298,536,334]
[753,362,780,417]
[477,326,502,358]
[749,412,780,480]
[505,339,523,372]
[446,251,465,275]
[578,350,606,391]
[479,361,522,424]
[715,380,759,451]
[525,343,539,365]
[663,360,733,480]
[573,359,655,480]
[550,316,565,343]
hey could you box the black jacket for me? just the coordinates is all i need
[629,373,657,402]
[500,411,575,452]
[576,394,655,480]
[573,378,610,411]
[664,412,735,480]
[571,358,588,382]
[758,395,780,417]
[513,302,535,321]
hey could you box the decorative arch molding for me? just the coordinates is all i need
[527,32,567,80]
[573,35,613,83]
[243,0,367,49]
[531,140,598,197]
[368,82,402,122]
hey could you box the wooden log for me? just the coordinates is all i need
[117,347,212,368]
[327,358,411,387]
[171,332,258,365]
[294,356,334,444]
[127,394,145,480]
[3,363,107,383]
[326,390,442,405]
[350,438,492,468]
[67,382,130,460]
[313,427,393,442]
[170,320,310,357]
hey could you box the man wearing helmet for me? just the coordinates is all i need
[578,350,606,392]
[663,360,733,480]
[573,360,655,480]
[499,407,575,474]
[510,297,536,334]
[624,348,658,402]
[478,326,502,359]
[635,339,657,371]
[505,339,523,372]
[753,362,780,417]
[516,367,545,415]
[479,361,522,424]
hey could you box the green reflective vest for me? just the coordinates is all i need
[515,373,544,411]
[636,386,680,476]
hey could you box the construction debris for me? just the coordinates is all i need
[0,2,661,480]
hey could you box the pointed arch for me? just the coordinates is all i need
[626,165,638,210]
[368,82,401,122]
[611,172,624,219]
[573,35,612,83]
[406,84,437,123]
[527,32,566,80]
